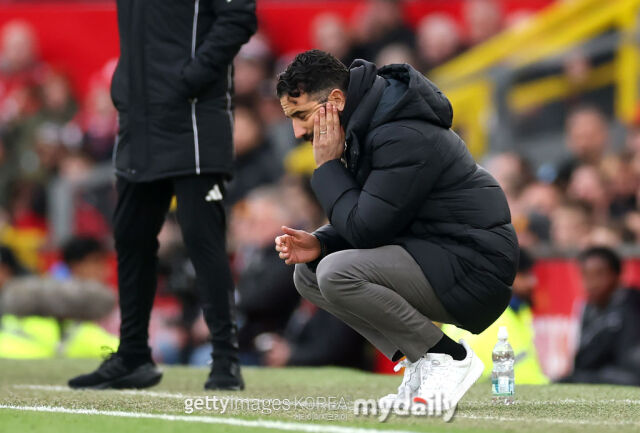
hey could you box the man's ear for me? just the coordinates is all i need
[328,89,346,111]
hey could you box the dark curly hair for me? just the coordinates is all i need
[276,49,349,99]
[579,246,622,275]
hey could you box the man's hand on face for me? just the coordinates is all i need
[312,103,345,167]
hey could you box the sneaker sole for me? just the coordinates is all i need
[72,369,163,390]
[443,354,484,422]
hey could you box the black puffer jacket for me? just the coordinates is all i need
[111,0,257,182]
[310,60,519,334]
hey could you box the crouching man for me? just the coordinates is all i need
[274,50,518,420]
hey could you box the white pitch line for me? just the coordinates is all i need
[12,385,347,409]
[15,384,193,399]
[0,404,421,433]
[2,403,639,430]
[10,384,640,427]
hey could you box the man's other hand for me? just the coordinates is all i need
[275,226,321,265]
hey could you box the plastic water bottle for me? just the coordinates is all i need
[491,326,515,404]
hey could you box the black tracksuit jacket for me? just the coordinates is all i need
[111,0,257,182]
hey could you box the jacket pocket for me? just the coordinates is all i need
[147,103,193,137]
[110,61,128,111]
[113,111,131,172]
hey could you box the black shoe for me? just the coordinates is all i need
[68,353,162,389]
[204,357,244,391]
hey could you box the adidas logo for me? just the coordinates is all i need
[205,184,223,202]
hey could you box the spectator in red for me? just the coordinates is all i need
[311,14,354,66]
[0,21,43,127]
[11,68,78,183]
[416,14,462,71]
[463,0,504,48]
[77,60,118,162]
[350,0,414,63]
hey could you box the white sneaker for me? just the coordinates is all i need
[416,339,484,422]
[378,357,427,408]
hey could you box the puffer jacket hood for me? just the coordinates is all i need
[341,60,452,137]
[374,62,453,129]
[341,60,453,171]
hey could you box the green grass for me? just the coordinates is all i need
[1,359,639,433]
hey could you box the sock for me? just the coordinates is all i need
[428,334,466,361]
[391,350,405,362]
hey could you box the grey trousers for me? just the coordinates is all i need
[293,245,461,363]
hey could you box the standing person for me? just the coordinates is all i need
[68,0,257,391]
[274,50,518,419]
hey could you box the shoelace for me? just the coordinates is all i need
[393,358,412,373]
[392,358,420,396]
[100,346,116,361]
[420,359,450,393]
[97,350,127,375]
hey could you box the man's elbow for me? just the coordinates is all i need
[343,223,396,249]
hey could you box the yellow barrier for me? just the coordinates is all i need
[431,0,606,88]
[431,0,640,159]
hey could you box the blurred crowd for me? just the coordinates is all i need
[0,0,639,381]
[0,20,117,245]
[488,105,640,252]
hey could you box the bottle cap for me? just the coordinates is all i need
[498,326,508,340]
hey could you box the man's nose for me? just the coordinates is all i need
[292,120,306,139]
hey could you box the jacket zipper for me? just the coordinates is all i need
[226,64,234,157]
[112,112,120,167]
[191,0,201,175]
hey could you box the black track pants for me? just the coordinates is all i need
[113,175,238,362]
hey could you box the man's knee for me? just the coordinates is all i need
[179,219,207,254]
[316,251,361,303]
